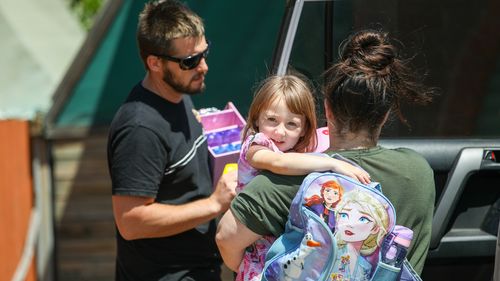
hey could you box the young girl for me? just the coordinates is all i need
[236,74,370,281]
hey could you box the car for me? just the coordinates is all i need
[271,1,500,280]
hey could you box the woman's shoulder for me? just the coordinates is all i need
[382,146,427,160]
[380,146,433,172]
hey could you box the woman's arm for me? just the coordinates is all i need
[246,145,371,183]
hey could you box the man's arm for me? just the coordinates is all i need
[113,171,237,240]
[216,209,262,272]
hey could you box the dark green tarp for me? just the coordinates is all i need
[52,0,283,130]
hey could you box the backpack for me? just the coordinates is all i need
[260,168,422,281]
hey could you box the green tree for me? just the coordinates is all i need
[69,0,105,30]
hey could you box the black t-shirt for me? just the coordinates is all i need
[107,83,219,280]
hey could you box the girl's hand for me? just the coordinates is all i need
[332,160,371,184]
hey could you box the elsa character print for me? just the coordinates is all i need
[332,190,389,281]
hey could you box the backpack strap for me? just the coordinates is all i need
[288,173,319,228]
[330,152,382,191]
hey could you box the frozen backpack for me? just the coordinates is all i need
[260,168,422,281]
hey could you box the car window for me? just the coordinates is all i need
[287,0,500,138]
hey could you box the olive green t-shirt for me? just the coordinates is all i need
[230,146,435,274]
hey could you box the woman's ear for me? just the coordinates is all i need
[324,100,334,124]
[370,225,380,234]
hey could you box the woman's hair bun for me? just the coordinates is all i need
[341,30,396,72]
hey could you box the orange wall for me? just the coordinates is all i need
[0,120,36,281]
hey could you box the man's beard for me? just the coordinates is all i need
[162,67,206,95]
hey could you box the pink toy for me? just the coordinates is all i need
[200,102,246,186]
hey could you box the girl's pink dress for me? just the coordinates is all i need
[235,133,280,281]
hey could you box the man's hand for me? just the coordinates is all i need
[112,169,237,240]
[209,170,237,214]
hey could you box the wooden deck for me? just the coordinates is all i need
[52,134,115,281]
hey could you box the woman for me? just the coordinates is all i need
[318,29,436,274]
[216,29,435,275]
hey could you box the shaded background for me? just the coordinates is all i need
[46,0,500,138]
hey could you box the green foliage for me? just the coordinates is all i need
[69,0,105,30]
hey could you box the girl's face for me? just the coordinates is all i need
[336,202,379,243]
[323,187,341,206]
[257,97,306,152]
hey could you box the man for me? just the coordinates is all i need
[107,1,237,280]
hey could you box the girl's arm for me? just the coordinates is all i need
[247,145,371,184]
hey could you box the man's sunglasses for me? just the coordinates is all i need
[155,41,210,70]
